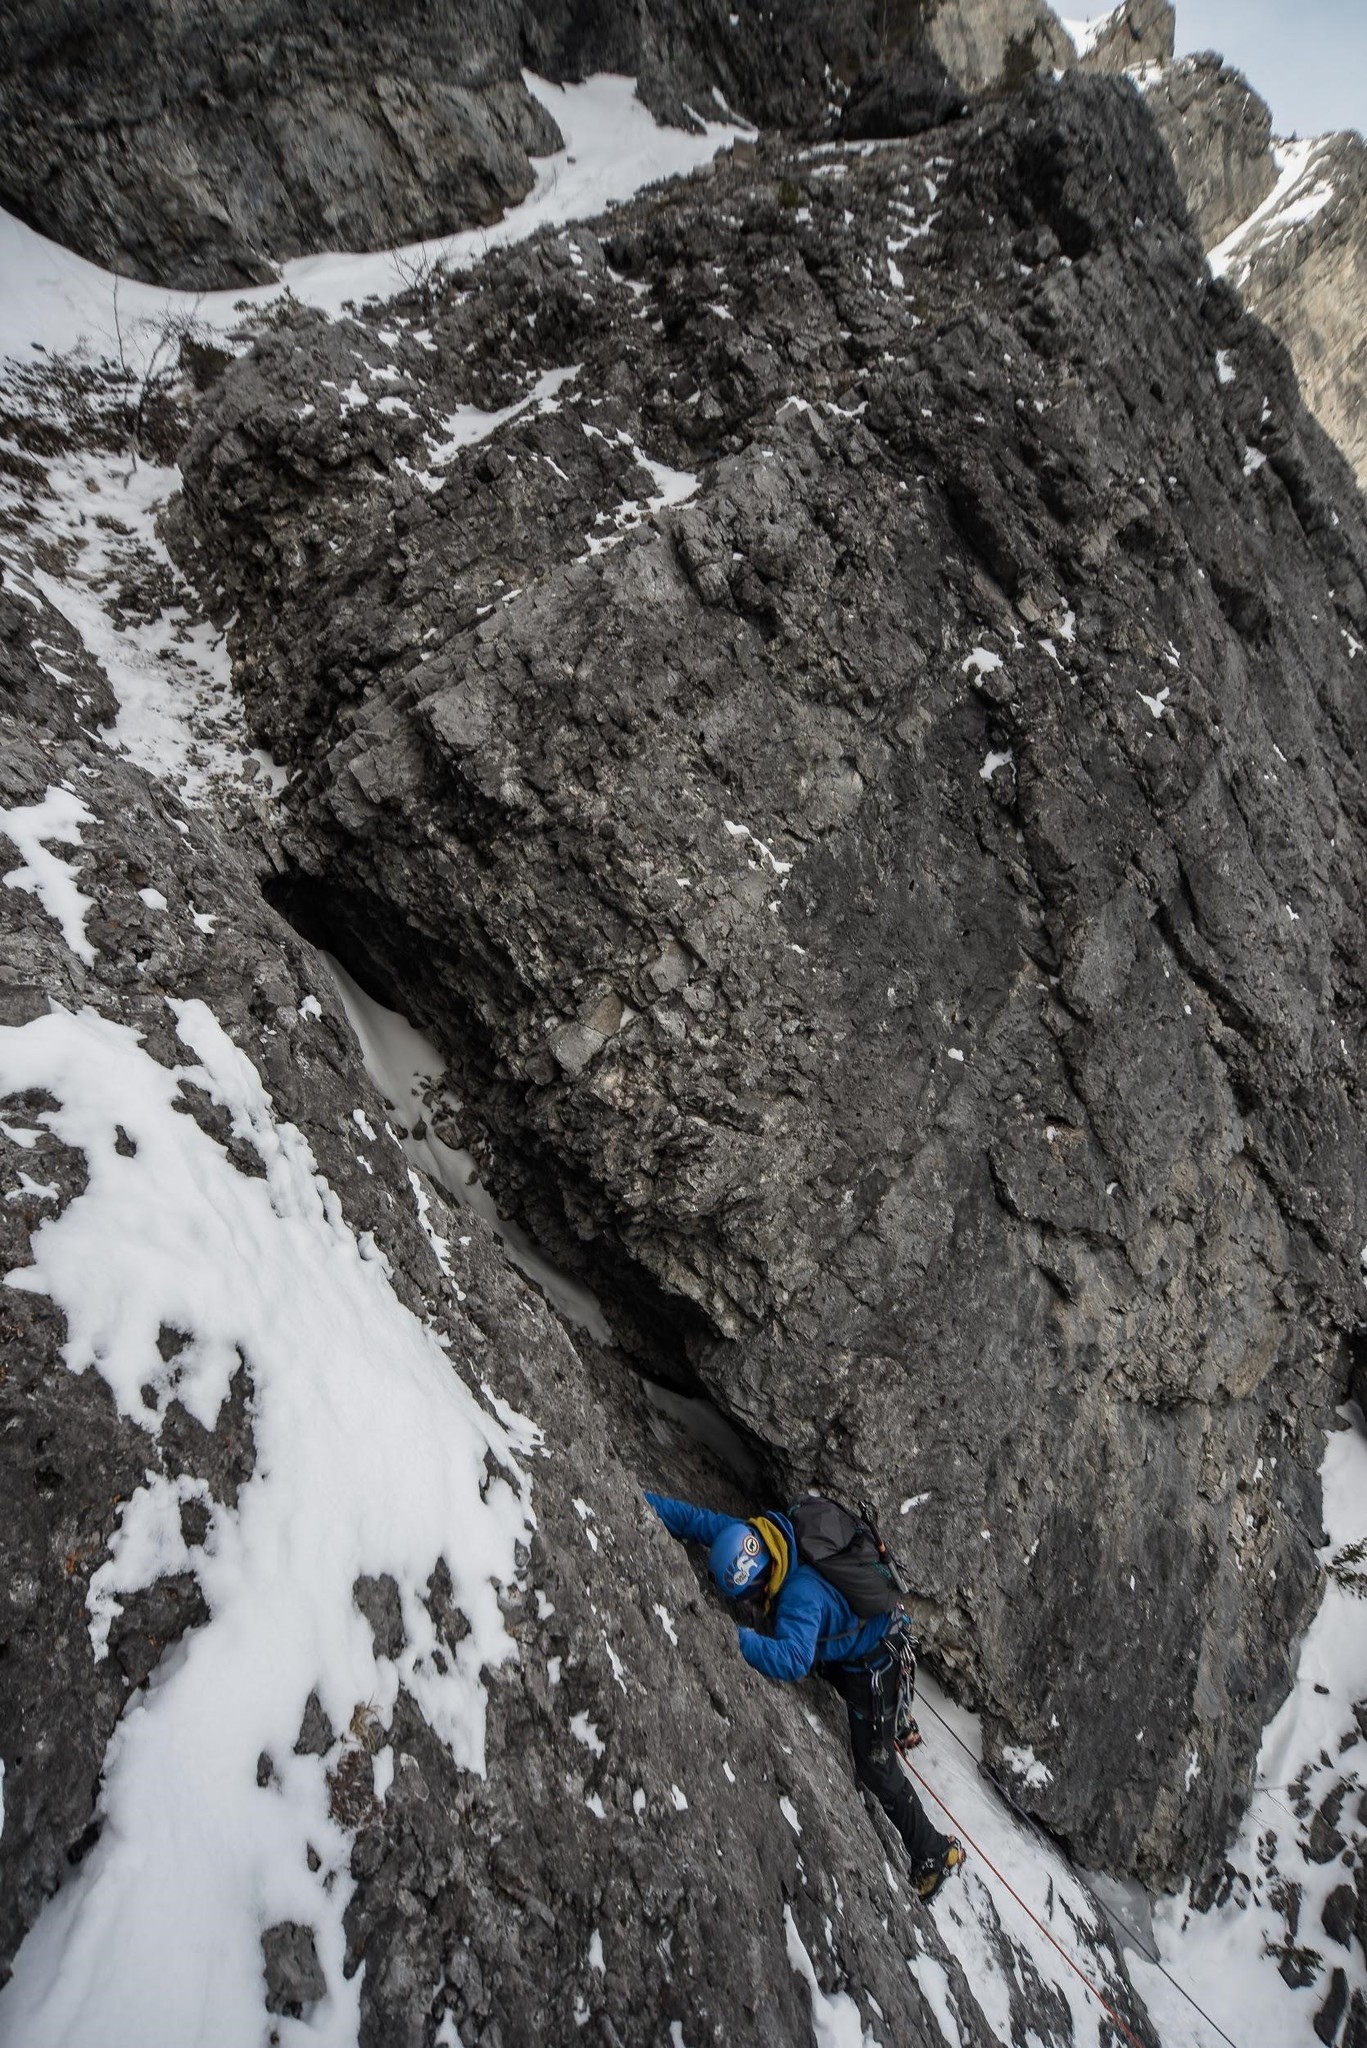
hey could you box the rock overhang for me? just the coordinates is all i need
[167,72,1367,1887]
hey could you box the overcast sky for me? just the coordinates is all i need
[1173,0,1367,139]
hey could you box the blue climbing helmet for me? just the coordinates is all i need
[709,1520,772,1598]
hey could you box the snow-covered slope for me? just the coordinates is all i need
[0,1003,532,2048]
[1205,124,1367,487]
[1136,1413,1367,2048]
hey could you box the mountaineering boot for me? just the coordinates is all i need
[913,1837,966,1900]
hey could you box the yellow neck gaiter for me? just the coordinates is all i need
[750,1515,790,1607]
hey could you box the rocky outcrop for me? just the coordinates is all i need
[1136,55,1276,247]
[0,0,1083,293]
[840,44,971,143]
[4,0,1364,521]
[171,73,1367,1891]
[3,553,1123,2043]
[1122,43,1367,495]
[1211,130,1367,493]
[919,0,1073,90]
[0,1,564,291]
[1070,0,1173,77]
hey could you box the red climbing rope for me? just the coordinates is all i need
[901,1756,1152,2048]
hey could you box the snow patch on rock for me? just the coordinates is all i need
[0,1000,532,2047]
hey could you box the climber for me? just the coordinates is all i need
[644,1491,966,1900]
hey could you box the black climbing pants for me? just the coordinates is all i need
[825,1655,945,1868]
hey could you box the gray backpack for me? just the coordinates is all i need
[787,1495,906,1618]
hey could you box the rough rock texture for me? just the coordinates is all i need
[1213,129,1367,496]
[0,0,564,291]
[2,562,1143,2043]
[1072,0,1173,78]
[171,74,1367,1889]
[840,45,971,144]
[916,0,1073,90]
[1127,49,1367,495]
[523,0,892,131]
[0,0,1081,292]
[1137,55,1276,247]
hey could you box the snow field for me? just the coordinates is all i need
[1059,9,1125,61]
[898,1676,1138,2048]
[0,1001,534,2047]
[1209,138,1340,289]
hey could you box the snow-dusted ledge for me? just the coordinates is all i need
[0,74,748,371]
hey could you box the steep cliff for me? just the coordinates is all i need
[1132,54,1275,246]
[0,0,1094,293]
[1066,0,1173,77]
[1107,12,1367,496]
[170,73,1367,1894]
[1211,130,1367,493]
[4,7,1367,2045]
[3,529,1118,2046]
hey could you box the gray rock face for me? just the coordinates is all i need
[1125,47,1367,495]
[0,0,1097,293]
[833,0,1078,123]
[0,0,562,291]
[1137,55,1276,247]
[840,46,971,143]
[1073,0,1174,77]
[3,496,1149,2045]
[171,73,1367,1890]
[1213,129,1367,494]
[918,0,1074,89]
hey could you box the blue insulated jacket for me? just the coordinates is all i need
[645,1492,891,1682]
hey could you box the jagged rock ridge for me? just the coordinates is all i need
[1115,7,1367,493]
[0,0,1107,291]
[1137,53,1275,245]
[170,72,1367,1893]
[1210,128,1367,492]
